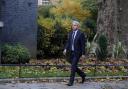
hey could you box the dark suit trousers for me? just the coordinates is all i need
[68,51,85,84]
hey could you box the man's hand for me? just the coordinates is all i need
[63,49,67,55]
[81,55,86,59]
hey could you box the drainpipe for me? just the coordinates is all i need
[0,21,4,64]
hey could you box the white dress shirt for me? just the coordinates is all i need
[72,30,78,51]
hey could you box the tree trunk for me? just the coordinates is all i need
[118,0,128,49]
[97,0,118,45]
[97,0,128,57]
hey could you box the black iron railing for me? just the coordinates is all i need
[0,63,128,79]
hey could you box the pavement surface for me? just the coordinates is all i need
[0,81,128,89]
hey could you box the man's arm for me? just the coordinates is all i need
[63,33,70,55]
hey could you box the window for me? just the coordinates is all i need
[42,0,50,5]
[0,0,6,20]
[28,2,32,7]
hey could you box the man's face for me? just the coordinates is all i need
[72,24,79,31]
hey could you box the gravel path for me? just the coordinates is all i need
[0,81,128,89]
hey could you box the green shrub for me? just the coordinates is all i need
[86,41,97,55]
[82,18,97,42]
[38,6,54,18]
[81,0,98,19]
[1,44,30,64]
[96,34,108,61]
[112,41,127,58]
[37,21,67,59]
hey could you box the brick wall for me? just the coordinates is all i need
[0,0,38,58]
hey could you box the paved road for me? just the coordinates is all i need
[0,81,128,89]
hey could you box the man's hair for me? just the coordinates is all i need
[72,20,80,25]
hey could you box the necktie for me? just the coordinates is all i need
[72,31,75,40]
[72,31,75,51]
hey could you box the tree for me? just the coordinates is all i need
[37,0,97,58]
[81,0,98,20]
[97,0,118,45]
[50,0,90,21]
[38,6,54,18]
[81,0,98,42]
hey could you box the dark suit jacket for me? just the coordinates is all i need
[65,30,86,55]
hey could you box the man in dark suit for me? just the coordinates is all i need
[63,20,87,86]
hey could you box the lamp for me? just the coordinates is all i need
[0,21,4,28]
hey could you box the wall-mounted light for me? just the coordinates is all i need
[0,21,4,28]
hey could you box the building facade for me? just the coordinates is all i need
[38,0,60,6]
[0,0,38,58]
[38,0,51,6]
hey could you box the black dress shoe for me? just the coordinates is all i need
[66,83,73,86]
[81,77,85,83]
[80,75,86,83]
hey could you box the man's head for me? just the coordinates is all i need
[72,20,80,31]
